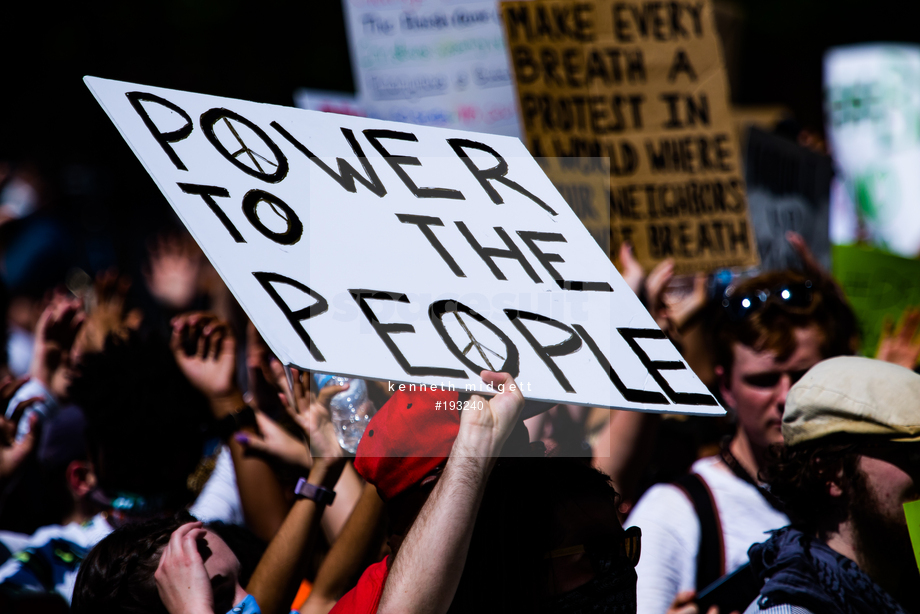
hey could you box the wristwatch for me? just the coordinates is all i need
[294,477,336,506]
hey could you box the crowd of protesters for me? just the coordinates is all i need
[1,153,920,614]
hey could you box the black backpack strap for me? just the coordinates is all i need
[673,473,725,591]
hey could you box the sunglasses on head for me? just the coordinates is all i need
[543,525,642,573]
[721,281,814,322]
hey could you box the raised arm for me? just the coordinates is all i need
[245,368,348,614]
[301,482,387,614]
[271,360,365,542]
[377,371,524,614]
[171,312,287,542]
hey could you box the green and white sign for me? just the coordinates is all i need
[825,44,920,257]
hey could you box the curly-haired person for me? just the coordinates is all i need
[745,356,920,614]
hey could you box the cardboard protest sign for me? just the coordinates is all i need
[745,127,832,271]
[501,0,759,275]
[341,0,521,138]
[832,244,920,354]
[85,76,722,416]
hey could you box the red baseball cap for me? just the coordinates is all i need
[355,387,460,501]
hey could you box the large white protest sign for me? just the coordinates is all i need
[85,76,722,416]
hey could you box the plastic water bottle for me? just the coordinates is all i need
[313,374,376,454]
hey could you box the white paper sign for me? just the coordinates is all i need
[341,0,521,137]
[85,76,722,416]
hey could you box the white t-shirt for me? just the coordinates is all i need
[189,445,244,525]
[626,456,789,614]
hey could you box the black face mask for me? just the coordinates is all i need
[542,565,637,614]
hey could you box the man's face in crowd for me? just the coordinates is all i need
[851,447,920,536]
[197,529,243,612]
[543,495,623,595]
[847,446,920,586]
[721,325,824,450]
[537,493,638,614]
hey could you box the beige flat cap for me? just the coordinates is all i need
[783,356,920,447]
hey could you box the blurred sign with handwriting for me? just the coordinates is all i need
[341,0,520,137]
[826,45,920,258]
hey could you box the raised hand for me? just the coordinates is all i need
[170,313,238,417]
[244,321,285,417]
[644,260,708,339]
[270,363,347,462]
[454,371,525,459]
[234,411,312,469]
[616,241,646,295]
[30,293,85,396]
[154,522,214,614]
[785,230,825,279]
[665,272,708,333]
[378,371,526,614]
[877,306,920,369]
[73,269,139,360]
[645,258,675,331]
[786,230,848,295]
[144,232,203,311]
